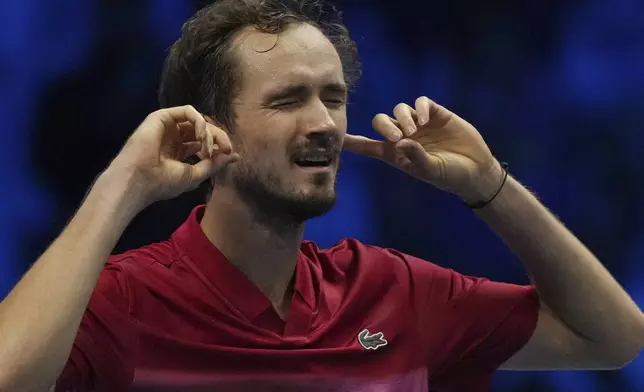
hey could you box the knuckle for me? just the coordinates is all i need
[149,109,174,126]
[147,109,164,120]
[141,112,167,132]
[184,105,201,117]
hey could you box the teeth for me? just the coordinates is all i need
[295,155,332,166]
[303,157,328,162]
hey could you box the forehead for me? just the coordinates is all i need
[232,23,344,92]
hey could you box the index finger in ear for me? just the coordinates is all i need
[342,134,386,159]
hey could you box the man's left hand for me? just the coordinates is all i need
[343,96,504,204]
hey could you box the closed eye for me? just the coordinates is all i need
[272,99,345,110]
[324,99,347,107]
[272,100,301,108]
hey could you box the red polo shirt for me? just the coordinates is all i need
[55,206,539,392]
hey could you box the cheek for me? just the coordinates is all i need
[237,136,288,170]
[332,110,348,134]
[233,112,295,163]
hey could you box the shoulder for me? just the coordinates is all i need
[301,237,446,273]
[109,237,183,271]
[107,240,180,270]
[300,238,526,305]
[300,238,450,290]
[96,240,182,295]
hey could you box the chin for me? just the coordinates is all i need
[232,165,339,223]
[234,182,336,225]
[277,182,337,222]
[298,183,336,205]
[285,194,337,222]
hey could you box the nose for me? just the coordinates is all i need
[298,99,340,140]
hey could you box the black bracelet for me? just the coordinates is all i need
[465,161,509,209]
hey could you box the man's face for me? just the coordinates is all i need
[224,23,348,223]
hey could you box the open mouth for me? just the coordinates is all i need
[294,155,333,168]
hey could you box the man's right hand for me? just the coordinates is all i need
[0,105,238,392]
[109,105,239,207]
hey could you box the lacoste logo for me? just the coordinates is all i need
[357,328,388,350]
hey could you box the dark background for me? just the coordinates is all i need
[1,0,644,390]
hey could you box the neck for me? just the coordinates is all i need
[200,186,304,311]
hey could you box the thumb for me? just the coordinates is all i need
[396,138,427,162]
[188,152,239,188]
[211,152,240,172]
[342,134,385,159]
[396,139,441,178]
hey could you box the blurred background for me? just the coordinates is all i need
[1,0,644,390]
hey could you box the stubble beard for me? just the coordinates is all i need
[232,160,338,228]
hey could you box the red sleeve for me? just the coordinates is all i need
[55,258,138,392]
[392,249,539,392]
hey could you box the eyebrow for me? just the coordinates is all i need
[263,82,348,103]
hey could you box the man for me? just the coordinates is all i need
[0,0,643,391]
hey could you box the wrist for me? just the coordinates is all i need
[92,165,150,218]
[459,160,506,207]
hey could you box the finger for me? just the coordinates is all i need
[396,138,440,178]
[186,160,217,190]
[392,103,417,137]
[371,113,403,142]
[178,122,224,159]
[185,152,240,190]
[429,101,456,128]
[156,105,212,153]
[397,138,428,162]
[161,105,205,127]
[212,151,240,170]
[415,96,431,126]
[177,121,198,142]
[203,115,233,155]
[193,119,213,159]
[342,134,386,159]
[180,141,203,161]
[207,123,233,154]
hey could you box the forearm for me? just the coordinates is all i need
[476,174,644,356]
[0,168,143,392]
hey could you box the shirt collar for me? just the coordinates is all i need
[172,205,315,322]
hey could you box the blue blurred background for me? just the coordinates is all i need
[1,0,644,390]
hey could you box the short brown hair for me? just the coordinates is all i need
[158,0,361,130]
